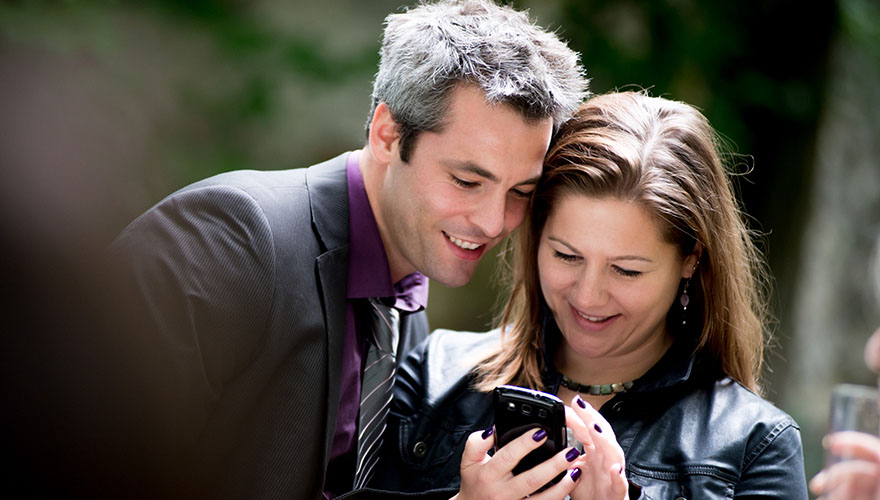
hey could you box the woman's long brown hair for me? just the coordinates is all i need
[473,91,772,394]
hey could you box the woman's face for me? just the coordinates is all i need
[537,195,698,364]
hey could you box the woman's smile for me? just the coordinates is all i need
[569,304,619,330]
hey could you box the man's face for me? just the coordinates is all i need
[375,85,553,287]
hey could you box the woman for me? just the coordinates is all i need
[374,92,808,499]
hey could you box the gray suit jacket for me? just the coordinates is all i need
[111,152,429,499]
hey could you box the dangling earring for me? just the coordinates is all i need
[680,261,699,327]
[680,278,691,327]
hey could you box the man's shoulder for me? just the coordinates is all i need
[154,152,351,228]
[188,167,308,192]
[173,151,348,197]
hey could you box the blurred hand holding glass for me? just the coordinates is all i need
[815,383,880,499]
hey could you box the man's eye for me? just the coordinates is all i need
[511,188,533,199]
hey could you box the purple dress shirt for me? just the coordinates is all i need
[322,151,428,498]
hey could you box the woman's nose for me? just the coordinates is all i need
[571,269,608,308]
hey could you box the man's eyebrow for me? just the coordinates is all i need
[446,162,499,182]
[516,175,542,187]
[446,161,542,186]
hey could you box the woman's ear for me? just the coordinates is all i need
[681,243,703,279]
[368,102,400,165]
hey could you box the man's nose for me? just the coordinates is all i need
[469,192,507,239]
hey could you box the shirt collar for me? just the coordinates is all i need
[346,151,428,312]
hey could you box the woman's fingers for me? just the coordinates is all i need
[460,427,497,469]
[569,396,625,463]
[567,395,629,500]
[528,465,583,500]
[488,427,548,474]
[509,444,583,496]
[462,426,579,499]
[606,461,629,499]
[565,404,594,451]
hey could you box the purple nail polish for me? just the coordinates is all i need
[570,467,582,481]
[565,447,579,462]
[532,429,547,441]
[576,395,587,409]
[481,427,495,439]
[619,465,625,475]
[593,423,603,433]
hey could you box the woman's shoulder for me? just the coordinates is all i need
[632,374,800,449]
[665,375,803,465]
[710,377,799,430]
[622,375,806,497]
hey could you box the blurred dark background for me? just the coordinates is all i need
[1,1,878,497]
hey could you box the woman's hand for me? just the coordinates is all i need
[565,395,629,500]
[810,431,880,499]
[451,425,583,500]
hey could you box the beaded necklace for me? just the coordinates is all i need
[559,375,634,395]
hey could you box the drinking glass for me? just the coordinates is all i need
[826,383,880,466]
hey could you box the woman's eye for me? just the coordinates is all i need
[553,250,579,262]
[613,266,642,278]
[452,176,479,188]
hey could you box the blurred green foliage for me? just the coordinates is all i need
[559,1,834,265]
[0,0,843,364]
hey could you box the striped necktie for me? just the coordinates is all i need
[353,298,400,489]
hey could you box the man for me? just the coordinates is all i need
[110,1,587,498]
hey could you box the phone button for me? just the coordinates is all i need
[413,441,428,459]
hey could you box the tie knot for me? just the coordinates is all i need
[365,298,399,357]
[373,295,397,308]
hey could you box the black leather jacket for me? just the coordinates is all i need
[373,327,808,499]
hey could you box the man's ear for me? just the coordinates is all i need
[368,102,400,165]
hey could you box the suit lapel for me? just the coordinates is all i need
[305,153,351,464]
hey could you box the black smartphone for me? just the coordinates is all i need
[493,385,567,485]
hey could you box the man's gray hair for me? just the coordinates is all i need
[367,0,588,162]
